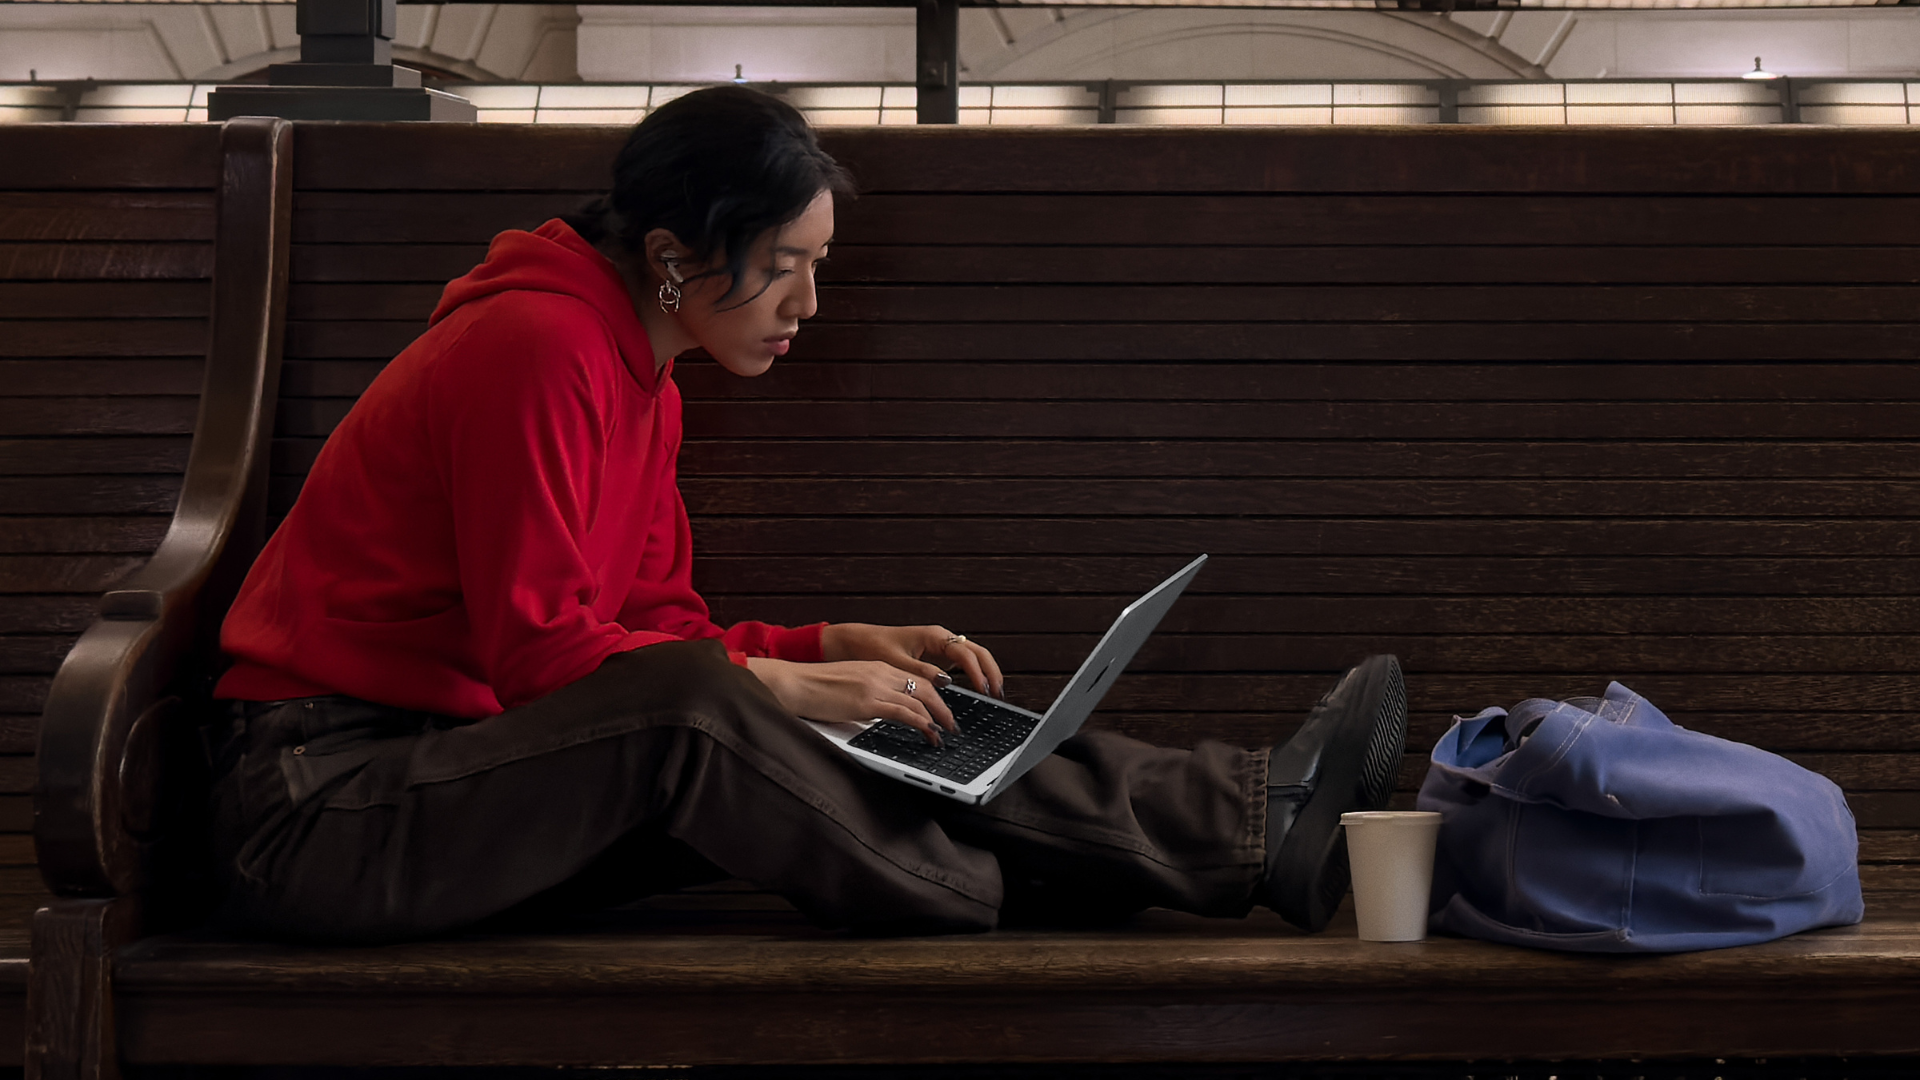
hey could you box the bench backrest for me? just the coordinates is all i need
[281,124,1919,899]
[1,126,224,928]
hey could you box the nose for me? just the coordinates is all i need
[785,266,819,321]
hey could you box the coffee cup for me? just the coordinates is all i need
[1340,810,1442,942]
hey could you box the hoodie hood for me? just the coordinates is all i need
[431,219,662,390]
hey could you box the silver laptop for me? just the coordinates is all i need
[803,555,1208,805]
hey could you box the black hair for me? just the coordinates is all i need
[568,86,854,306]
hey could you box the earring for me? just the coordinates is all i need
[657,253,683,313]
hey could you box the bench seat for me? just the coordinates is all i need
[110,896,1920,1066]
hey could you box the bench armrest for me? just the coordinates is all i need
[35,117,293,901]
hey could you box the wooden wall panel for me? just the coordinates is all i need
[0,124,218,931]
[274,125,1920,897]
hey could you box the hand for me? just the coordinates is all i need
[746,657,957,745]
[819,622,1004,699]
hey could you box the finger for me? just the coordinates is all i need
[877,697,943,746]
[967,641,1006,699]
[908,677,959,732]
[947,641,991,696]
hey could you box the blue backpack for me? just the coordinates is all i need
[1417,682,1863,952]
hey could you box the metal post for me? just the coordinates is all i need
[209,0,474,120]
[917,0,959,124]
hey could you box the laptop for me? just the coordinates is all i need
[803,555,1208,805]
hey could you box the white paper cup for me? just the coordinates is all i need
[1340,810,1442,942]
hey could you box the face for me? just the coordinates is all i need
[665,190,834,378]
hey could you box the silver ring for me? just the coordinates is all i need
[904,678,918,694]
[946,634,967,646]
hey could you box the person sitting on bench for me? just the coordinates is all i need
[207,86,1410,943]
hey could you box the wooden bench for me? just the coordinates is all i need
[16,119,1920,1076]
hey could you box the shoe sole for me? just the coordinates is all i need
[1270,655,1409,933]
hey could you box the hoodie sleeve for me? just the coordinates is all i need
[615,466,825,667]
[428,297,680,710]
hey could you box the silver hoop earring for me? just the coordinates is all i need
[657,281,682,314]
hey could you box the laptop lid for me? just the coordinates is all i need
[979,553,1208,800]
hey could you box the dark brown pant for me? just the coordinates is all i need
[210,640,1267,943]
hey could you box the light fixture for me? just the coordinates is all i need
[1743,57,1781,81]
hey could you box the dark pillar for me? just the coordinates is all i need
[916,0,959,124]
[208,0,475,121]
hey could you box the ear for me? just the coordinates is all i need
[641,227,690,284]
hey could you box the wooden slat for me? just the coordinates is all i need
[0,360,205,397]
[0,438,191,476]
[0,596,95,635]
[0,283,208,320]
[290,191,582,245]
[0,193,215,243]
[0,555,145,593]
[0,755,31,793]
[676,439,1920,480]
[291,125,1920,195]
[0,720,31,756]
[825,244,1920,286]
[675,477,1920,518]
[0,320,207,359]
[714,594,1920,637]
[0,477,181,516]
[837,193,1920,247]
[0,636,73,676]
[291,243,486,284]
[706,517,1920,558]
[0,398,198,437]
[0,125,220,191]
[0,242,213,282]
[1857,793,1920,829]
[0,518,171,556]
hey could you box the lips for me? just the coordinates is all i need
[766,336,792,357]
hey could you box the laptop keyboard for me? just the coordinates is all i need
[847,686,1041,785]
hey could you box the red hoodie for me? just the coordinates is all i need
[215,219,822,718]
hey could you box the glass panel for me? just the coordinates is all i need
[1673,81,1775,104]
[460,85,539,109]
[1458,104,1565,125]
[990,108,1097,125]
[993,85,1095,107]
[1796,82,1905,105]
[880,108,917,125]
[536,108,645,125]
[959,86,991,108]
[1799,104,1909,125]
[882,86,917,108]
[74,106,189,122]
[1224,106,1333,124]
[1115,106,1222,124]
[786,86,883,109]
[478,109,538,124]
[1675,104,1782,125]
[0,86,61,106]
[958,107,992,125]
[0,105,62,123]
[1566,104,1675,124]
[83,84,193,106]
[1334,106,1439,124]
[649,86,703,107]
[1120,84,1223,108]
[803,109,880,125]
[1457,83,1563,106]
[1226,84,1330,106]
[538,85,650,109]
[1566,81,1671,104]
[190,85,214,107]
[1334,83,1436,105]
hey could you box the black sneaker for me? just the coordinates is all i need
[1257,655,1409,932]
